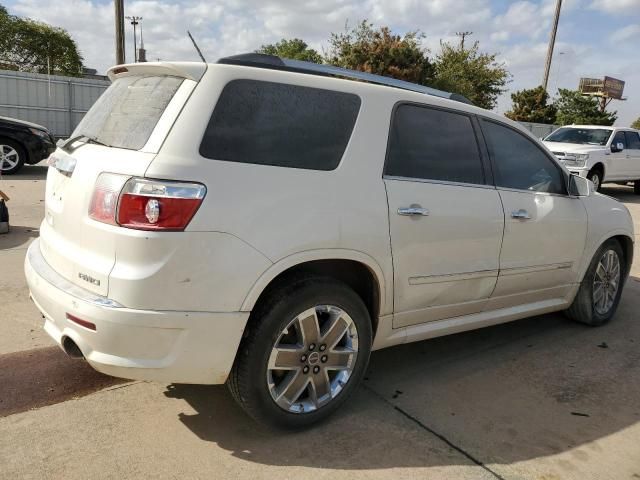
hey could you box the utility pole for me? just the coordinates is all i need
[542,0,562,92]
[456,31,473,49]
[114,0,125,64]
[126,16,142,62]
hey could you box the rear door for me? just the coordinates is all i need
[479,119,587,310]
[624,131,640,179]
[384,104,504,328]
[40,67,201,295]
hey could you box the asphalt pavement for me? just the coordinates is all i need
[1,164,639,479]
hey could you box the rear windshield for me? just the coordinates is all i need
[71,75,183,151]
[199,79,361,171]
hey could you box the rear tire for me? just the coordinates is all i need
[587,167,603,192]
[227,276,372,429]
[565,239,626,326]
[0,139,26,175]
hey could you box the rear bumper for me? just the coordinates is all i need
[24,238,248,384]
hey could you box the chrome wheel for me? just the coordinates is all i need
[0,144,20,171]
[593,249,621,315]
[267,305,359,414]
[589,172,601,191]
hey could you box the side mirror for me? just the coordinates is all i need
[611,142,625,153]
[569,174,591,197]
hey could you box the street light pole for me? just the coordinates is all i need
[125,16,142,62]
[542,0,562,92]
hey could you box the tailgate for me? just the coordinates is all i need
[41,147,156,296]
[39,64,204,297]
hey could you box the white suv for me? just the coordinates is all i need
[25,54,634,428]
[543,125,640,192]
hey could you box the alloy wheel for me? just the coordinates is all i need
[590,173,601,191]
[266,305,359,414]
[593,249,621,315]
[0,144,20,171]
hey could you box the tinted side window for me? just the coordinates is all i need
[199,80,361,171]
[612,131,626,148]
[624,131,640,149]
[385,105,485,185]
[481,120,566,195]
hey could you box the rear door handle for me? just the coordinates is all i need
[397,205,430,217]
[511,209,531,220]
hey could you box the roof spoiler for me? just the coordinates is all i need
[107,62,207,82]
[218,53,473,105]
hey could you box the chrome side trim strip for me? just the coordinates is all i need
[409,269,498,285]
[384,175,496,190]
[499,262,573,276]
[27,239,123,308]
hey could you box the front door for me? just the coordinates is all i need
[607,131,629,180]
[479,119,587,310]
[384,104,504,328]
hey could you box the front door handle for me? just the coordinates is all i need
[398,205,430,217]
[511,209,531,220]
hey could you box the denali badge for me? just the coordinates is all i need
[78,272,100,286]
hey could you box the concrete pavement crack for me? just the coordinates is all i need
[363,383,507,480]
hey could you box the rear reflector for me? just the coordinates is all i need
[66,313,97,331]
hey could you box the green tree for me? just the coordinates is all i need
[432,37,510,110]
[326,21,435,85]
[554,89,617,126]
[631,117,640,130]
[257,38,323,63]
[504,86,557,124]
[0,4,83,76]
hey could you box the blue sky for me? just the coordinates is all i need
[4,0,639,124]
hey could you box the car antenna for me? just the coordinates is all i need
[187,31,207,63]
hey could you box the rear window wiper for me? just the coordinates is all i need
[57,134,110,152]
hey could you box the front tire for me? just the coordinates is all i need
[634,180,640,195]
[587,168,602,192]
[228,276,372,429]
[0,139,26,175]
[566,239,626,326]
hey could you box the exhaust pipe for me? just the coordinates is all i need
[62,336,84,359]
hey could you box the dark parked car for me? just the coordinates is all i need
[0,116,56,174]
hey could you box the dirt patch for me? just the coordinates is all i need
[0,346,126,417]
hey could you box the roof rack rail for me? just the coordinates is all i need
[217,53,473,105]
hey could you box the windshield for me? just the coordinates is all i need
[544,127,613,146]
[71,75,183,151]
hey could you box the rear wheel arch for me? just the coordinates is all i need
[242,254,385,339]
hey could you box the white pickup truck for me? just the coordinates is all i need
[543,125,640,193]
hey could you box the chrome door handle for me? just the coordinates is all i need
[511,209,531,220]
[397,206,430,216]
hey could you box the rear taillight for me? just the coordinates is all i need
[89,174,206,231]
[88,173,129,225]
